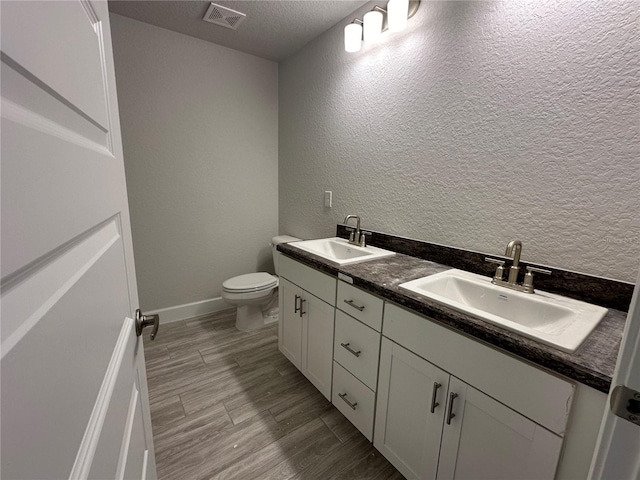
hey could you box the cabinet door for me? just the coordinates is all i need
[301,293,335,400]
[374,338,449,480]
[437,377,563,480]
[278,278,303,369]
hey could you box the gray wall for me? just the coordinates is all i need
[279,0,639,282]
[111,14,278,310]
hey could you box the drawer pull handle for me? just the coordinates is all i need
[344,299,365,311]
[294,294,301,314]
[338,392,358,410]
[430,382,441,413]
[299,298,306,317]
[340,342,362,357]
[446,392,458,425]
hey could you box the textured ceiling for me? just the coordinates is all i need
[108,0,368,62]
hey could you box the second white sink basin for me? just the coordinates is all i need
[399,269,608,353]
[291,237,395,266]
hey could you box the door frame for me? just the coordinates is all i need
[589,267,640,478]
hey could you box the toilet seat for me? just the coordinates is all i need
[222,272,278,293]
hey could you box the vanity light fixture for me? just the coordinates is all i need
[344,20,363,52]
[387,0,409,32]
[363,9,384,43]
[344,0,420,52]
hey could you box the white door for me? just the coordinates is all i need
[437,377,562,480]
[279,278,303,369]
[374,338,449,480]
[589,268,640,479]
[1,1,157,479]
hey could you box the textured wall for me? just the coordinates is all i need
[279,0,639,282]
[111,14,278,310]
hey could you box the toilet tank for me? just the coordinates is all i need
[271,235,300,275]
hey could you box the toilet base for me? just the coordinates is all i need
[235,304,264,332]
[264,307,279,325]
[235,305,279,332]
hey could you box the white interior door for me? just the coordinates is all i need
[1,1,156,478]
[589,268,640,479]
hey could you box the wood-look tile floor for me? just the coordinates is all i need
[143,308,404,480]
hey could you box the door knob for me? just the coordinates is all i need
[135,309,159,340]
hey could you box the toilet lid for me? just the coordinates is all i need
[223,272,278,293]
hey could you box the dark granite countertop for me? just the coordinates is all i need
[278,243,626,394]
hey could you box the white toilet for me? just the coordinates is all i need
[222,235,300,332]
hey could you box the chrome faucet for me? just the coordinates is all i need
[485,240,551,294]
[505,240,523,284]
[343,215,366,247]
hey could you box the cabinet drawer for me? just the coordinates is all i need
[337,281,384,331]
[332,362,376,441]
[279,255,336,305]
[334,310,381,391]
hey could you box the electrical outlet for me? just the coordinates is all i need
[324,191,332,208]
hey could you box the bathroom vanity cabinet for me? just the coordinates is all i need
[277,254,608,480]
[278,256,336,400]
[375,304,569,479]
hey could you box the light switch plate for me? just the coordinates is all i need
[324,190,332,208]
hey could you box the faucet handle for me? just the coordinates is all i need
[523,266,551,293]
[525,266,552,275]
[485,257,505,282]
[345,228,355,243]
[359,230,371,247]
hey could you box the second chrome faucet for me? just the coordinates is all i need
[344,215,367,247]
[486,240,551,294]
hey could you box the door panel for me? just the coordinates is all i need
[1,105,119,278]
[1,239,129,479]
[1,59,108,147]
[1,0,109,129]
[438,377,562,480]
[374,338,449,480]
[1,1,156,478]
[302,293,334,400]
[279,278,303,368]
[119,370,152,480]
[2,219,121,351]
[88,325,152,480]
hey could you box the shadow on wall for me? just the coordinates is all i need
[256,244,275,274]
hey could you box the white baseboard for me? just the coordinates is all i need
[146,297,232,324]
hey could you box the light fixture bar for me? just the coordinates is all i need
[343,0,420,53]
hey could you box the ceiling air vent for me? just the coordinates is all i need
[203,3,246,30]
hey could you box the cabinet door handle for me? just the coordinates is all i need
[299,298,306,317]
[430,382,442,413]
[446,392,458,425]
[340,342,362,357]
[338,392,358,410]
[294,294,301,314]
[344,299,365,311]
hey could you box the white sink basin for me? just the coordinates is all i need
[399,269,608,353]
[291,237,395,266]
